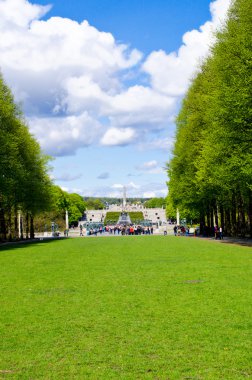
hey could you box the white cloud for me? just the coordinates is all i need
[135,160,165,174]
[143,191,156,198]
[0,0,51,28]
[0,0,232,156]
[143,186,167,198]
[111,184,124,189]
[29,112,102,156]
[111,181,140,191]
[52,173,83,182]
[128,182,140,190]
[100,127,137,146]
[210,0,232,25]
[63,79,176,129]
[60,186,83,194]
[65,181,167,198]
[142,0,232,97]
[138,137,175,152]
[137,160,158,170]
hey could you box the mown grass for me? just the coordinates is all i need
[0,236,251,379]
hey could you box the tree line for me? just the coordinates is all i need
[0,74,87,241]
[0,68,167,240]
[0,73,53,241]
[166,0,252,237]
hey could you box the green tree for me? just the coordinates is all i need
[167,0,252,236]
[144,197,166,208]
[85,198,104,210]
[0,73,53,240]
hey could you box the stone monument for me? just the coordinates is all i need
[117,212,131,225]
[117,186,132,225]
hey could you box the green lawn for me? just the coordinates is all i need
[0,236,251,379]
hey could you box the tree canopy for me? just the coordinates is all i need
[144,198,166,209]
[0,73,53,240]
[166,0,252,236]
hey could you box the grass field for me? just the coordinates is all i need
[0,236,252,379]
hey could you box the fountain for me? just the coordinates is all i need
[117,211,132,225]
[117,186,132,225]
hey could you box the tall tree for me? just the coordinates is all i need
[167,0,252,236]
[0,74,53,240]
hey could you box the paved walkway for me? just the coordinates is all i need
[1,234,252,248]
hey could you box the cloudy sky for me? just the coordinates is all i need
[0,0,231,198]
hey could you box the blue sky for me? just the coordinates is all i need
[0,0,231,198]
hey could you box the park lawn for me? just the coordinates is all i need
[0,236,251,380]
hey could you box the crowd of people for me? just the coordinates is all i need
[201,225,223,239]
[80,224,154,236]
[173,225,197,236]
[173,224,223,239]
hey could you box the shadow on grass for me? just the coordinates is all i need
[221,238,252,248]
[0,237,68,252]
[200,236,252,248]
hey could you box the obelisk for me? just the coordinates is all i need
[122,186,127,211]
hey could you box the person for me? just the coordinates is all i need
[214,225,218,239]
[219,226,223,239]
[173,225,177,236]
[80,224,83,236]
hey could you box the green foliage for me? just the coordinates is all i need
[144,197,166,208]
[128,211,144,223]
[104,211,144,225]
[84,197,149,206]
[68,193,86,215]
[34,187,86,228]
[167,0,252,236]
[51,186,70,214]
[67,193,86,225]
[103,212,120,224]
[85,198,104,210]
[0,73,53,240]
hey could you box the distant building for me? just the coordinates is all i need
[82,203,166,225]
[80,188,167,226]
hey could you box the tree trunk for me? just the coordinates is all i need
[7,205,12,241]
[224,208,231,237]
[231,192,237,236]
[20,215,24,240]
[237,194,246,237]
[0,203,6,241]
[210,208,214,231]
[14,207,19,240]
[30,214,35,239]
[199,209,205,235]
[206,208,211,229]
[26,212,29,239]
[214,201,219,228]
[220,203,224,231]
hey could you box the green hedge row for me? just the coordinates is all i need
[104,211,144,225]
[104,212,120,225]
[129,212,144,223]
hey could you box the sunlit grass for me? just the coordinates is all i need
[0,236,251,379]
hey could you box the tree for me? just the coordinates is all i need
[167,0,252,236]
[0,73,53,240]
[85,198,104,210]
[144,198,166,208]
